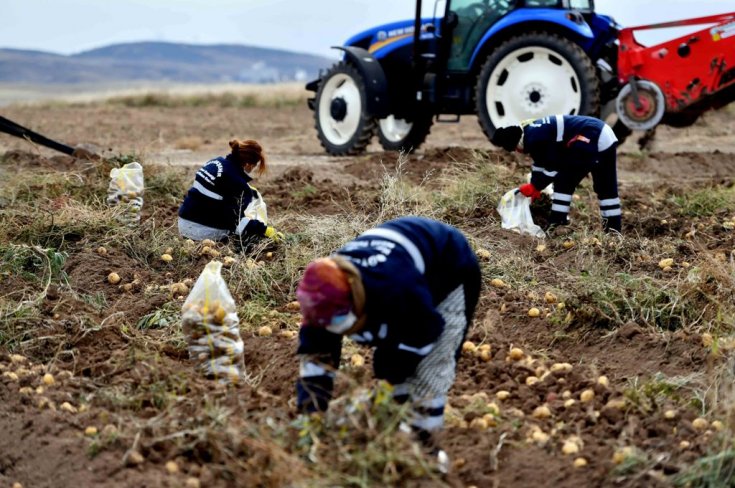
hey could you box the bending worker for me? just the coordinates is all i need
[492,115,622,233]
[295,216,481,442]
[178,139,283,243]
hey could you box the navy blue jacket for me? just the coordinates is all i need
[524,115,612,190]
[178,155,266,236]
[296,217,478,412]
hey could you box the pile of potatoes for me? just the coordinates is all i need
[181,299,244,384]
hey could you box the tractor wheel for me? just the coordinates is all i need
[314,62,376,155]
[476,32,600,140]
[377,114,433,152]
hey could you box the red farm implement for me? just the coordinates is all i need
[616,12,735,131]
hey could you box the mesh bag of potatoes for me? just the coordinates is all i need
[181,261,245,383]
[107,161,145,226]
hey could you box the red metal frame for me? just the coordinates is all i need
[618,12,735,113]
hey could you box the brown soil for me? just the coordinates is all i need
[2,100,735,487]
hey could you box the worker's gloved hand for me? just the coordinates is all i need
[264,226,285,242]
[518,183,542,201]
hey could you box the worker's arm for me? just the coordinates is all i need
[296,327,343,412]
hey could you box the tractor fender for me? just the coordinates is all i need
[333,46,390,118]
[469,9,594,70]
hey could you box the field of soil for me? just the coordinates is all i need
[1,92,735,487]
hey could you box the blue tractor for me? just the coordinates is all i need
[306,0,620,155]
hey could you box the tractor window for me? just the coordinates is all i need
[447,0,515,71]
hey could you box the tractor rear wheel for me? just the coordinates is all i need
[314,62,376,155]
[476,32,600,140]
[377,113,433,152]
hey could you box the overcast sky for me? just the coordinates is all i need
[2,0,735,58]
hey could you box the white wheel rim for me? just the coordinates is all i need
[317,73,362,146]
[379,116,413,143]
[485,46,582,127]
[615,80,665,131]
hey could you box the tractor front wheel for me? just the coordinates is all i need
[377,114,433,152]
[314,62,376,155]
[476,32,600,140]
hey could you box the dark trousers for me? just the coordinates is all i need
[549,146,621,232]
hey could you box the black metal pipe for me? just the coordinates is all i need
[0,115,75,155]
[412,0,423,68]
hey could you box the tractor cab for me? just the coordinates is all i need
[306,0,618,155]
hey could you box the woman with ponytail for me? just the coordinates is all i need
[178,139,283,243]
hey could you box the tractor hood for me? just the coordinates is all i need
[344,18,436,57]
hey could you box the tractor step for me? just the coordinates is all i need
[436,114,461,123]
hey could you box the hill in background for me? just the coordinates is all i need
[0,41,333,84]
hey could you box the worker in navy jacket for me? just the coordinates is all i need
[178,139,283,242]
[492,115,622,233]
[295,216,481,439]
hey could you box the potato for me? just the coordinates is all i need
[531,430,550,445]
[562,440,579,455]
[679,440,691,449]
[350,354,365,367]
[509,347,524,361]
[84,426,98,436]
[286,301,301,312]
[161,253,173,263]
[476,248,491,260]
[96,246,108,256]
[165,461,179,474]
[562,240,575,249]
[213,306,226,324]
[612,447,633,465]
[479,349,492,362]
[107,272,121,285]
[470,417,489,430]
[42,373,55,386]
[544,292,558,304]
[490,278,506,288]
[605,399,626,410]
[692,418,709,431]
[185,478,201,488]
[532,405,551,419]
[573,457,588,468]
[527,307,541,318]
[535,244,547,253]
[279,330,298,339]
[462,341,477,354]
[3,371,19,381]
[525,376,539,386]
[201,239,216,247]
[658,258,674,269]
[60,402,77,414]
[223,256,237,267]
[561,390,572,399]
[664,409,677,420]
[495,390,511,401]
[257,326,273,337]
[701,333,714,347]
[550,363,573,373]
[580,389,595,402]
[597,375,609,387]
[711,420,724,431]
[126,450,145,466]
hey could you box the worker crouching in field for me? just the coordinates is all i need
[492,115,622,233]
[295,216,481,445]
[178,139,283,243]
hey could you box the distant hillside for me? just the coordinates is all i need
[0,42,333,84]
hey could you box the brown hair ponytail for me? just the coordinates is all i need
[229,139,267,176]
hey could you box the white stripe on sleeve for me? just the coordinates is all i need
[599,197,621,206]
[398,342,435,356]
[601,208,622,217]
[555,115,565,142]
[192,181,224,201]
[360,228,425,274]
[552,193,573,202]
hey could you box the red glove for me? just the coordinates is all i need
[519,183,542,201]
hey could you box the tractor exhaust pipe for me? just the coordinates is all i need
[412,0,423,69]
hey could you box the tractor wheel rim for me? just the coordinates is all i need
[379,116,413,143]
[318,73,362,145]
[486,46,582,127]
